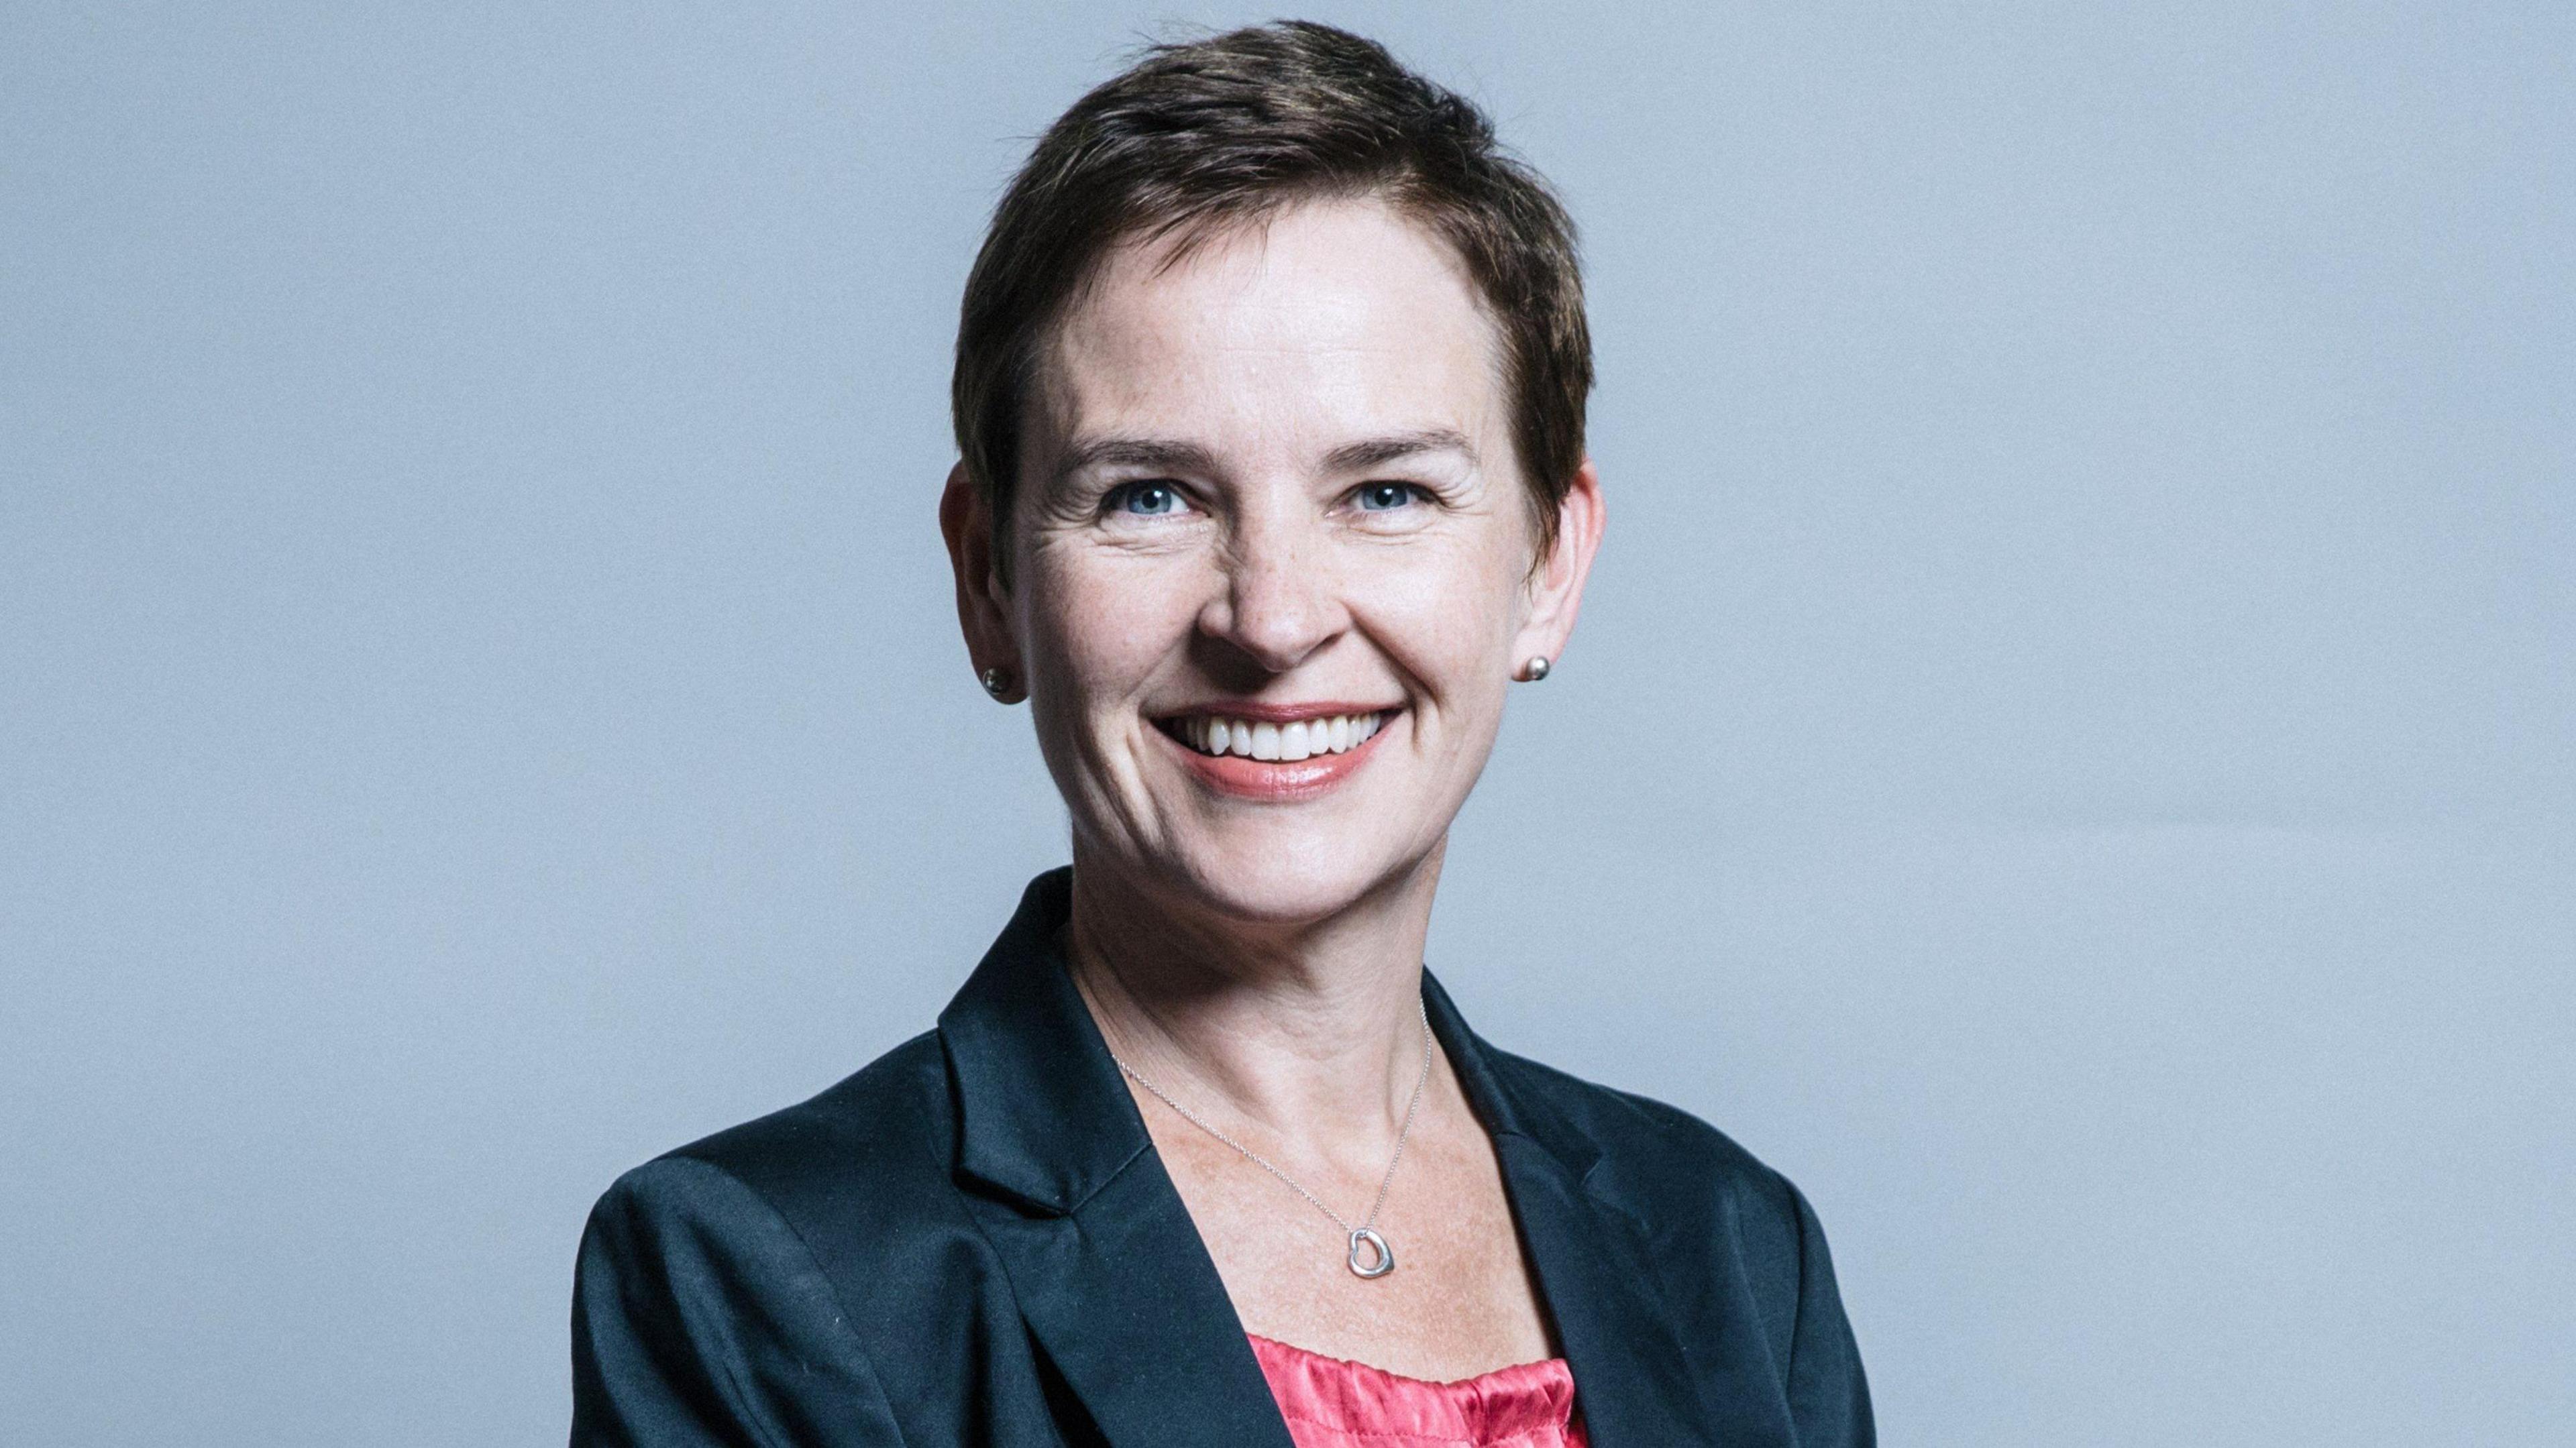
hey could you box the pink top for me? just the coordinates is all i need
[1248,1333,1589,1448]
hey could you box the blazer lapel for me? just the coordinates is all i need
[1424,973,1792,1448]
[938,869,1297,1448]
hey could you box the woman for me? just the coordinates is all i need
[572,22,1871,1447]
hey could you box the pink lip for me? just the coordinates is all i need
[1158,699,1400,724]
[1154,710,1398,802]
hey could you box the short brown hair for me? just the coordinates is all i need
[951,21,1591,577]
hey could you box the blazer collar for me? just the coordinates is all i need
[937,865,1606,1210]
[936,867,1744,1445]
[938,867,1150,1214]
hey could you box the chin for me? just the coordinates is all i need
[1146,829,1426,929]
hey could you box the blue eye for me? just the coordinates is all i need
[1109,482,1183,516]
[1356,482,1421,511]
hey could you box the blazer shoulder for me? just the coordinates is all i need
[647,1027,955,1220]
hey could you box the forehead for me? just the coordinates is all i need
[1032,197,1509,460]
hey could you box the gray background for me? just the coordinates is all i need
[4,2,2568,1443]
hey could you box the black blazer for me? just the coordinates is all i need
[572,868,1873,1446]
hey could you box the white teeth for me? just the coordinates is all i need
[1169,711,1389,761]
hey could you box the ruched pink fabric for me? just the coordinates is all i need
[1248,1333,1588,1448]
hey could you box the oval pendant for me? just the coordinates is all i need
[1346,1227,1395,1279]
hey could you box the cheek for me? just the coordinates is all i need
[1360,543,1521,698]
[1020,548,1203,705]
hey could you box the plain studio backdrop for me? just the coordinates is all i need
[4,3,2569,1444]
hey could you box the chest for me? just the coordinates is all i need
[1141,1087,1559,1382]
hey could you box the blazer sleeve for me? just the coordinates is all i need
[1782,1180,1874,1447]
[570,1156,904,1448]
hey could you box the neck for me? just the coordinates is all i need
[1061,838,1446,1139]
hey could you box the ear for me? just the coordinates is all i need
[938,461,1026,702]
[1509,457,1606,674]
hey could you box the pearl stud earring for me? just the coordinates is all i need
[1519,656,1551,682]
[980,667,1010,699]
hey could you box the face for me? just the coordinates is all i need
[943,197,1602,926]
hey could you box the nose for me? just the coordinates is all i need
[1198,508,1342,673]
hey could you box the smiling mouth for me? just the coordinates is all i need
[1154,710,1391,761]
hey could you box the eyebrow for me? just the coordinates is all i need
[1051,437,1220,484]
[1053,429,1479,485]
[1324,429,1479,474]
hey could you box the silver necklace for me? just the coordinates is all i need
[1110,997,1434,1280]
